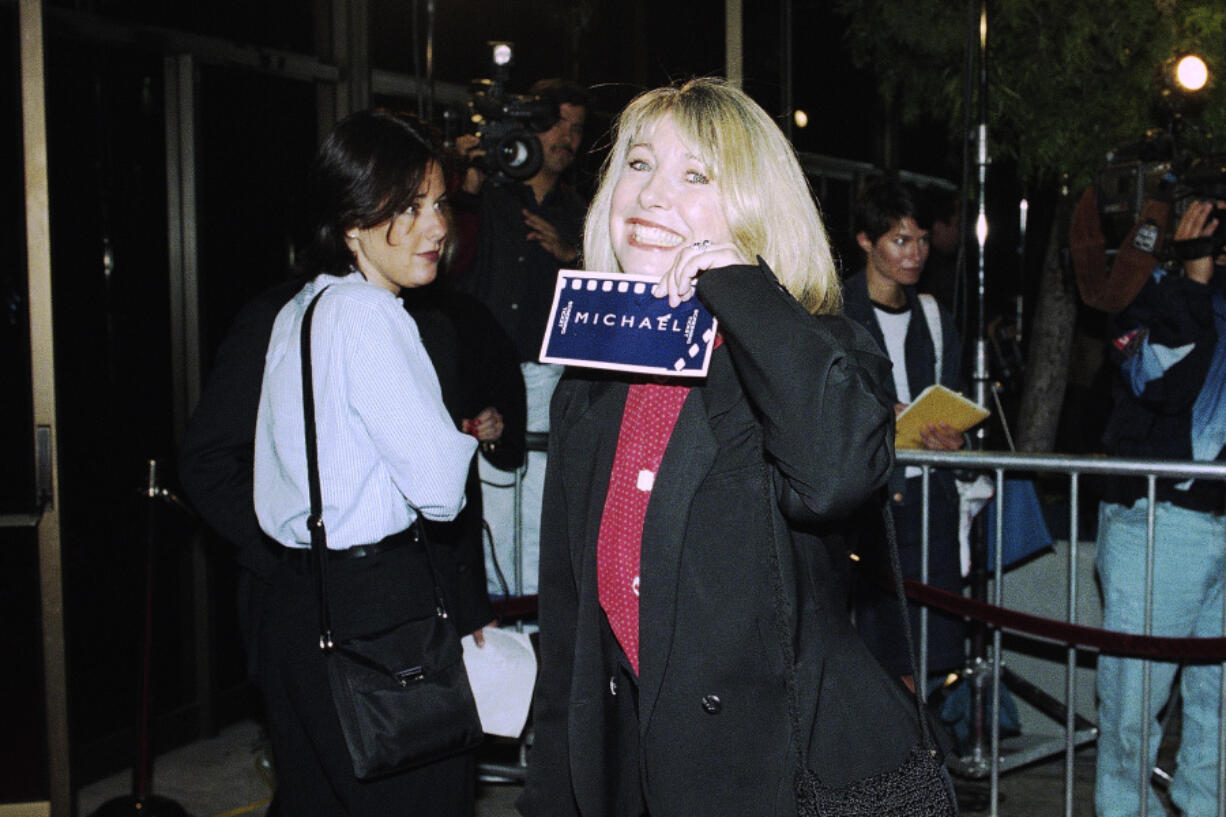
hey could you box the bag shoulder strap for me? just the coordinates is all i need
[299,286,451,654]
[300,287,335,650]
[918,293,943,386]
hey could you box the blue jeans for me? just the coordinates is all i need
[480,362,562,597]
[1095,499,1226,817]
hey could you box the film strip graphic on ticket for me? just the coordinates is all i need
[539,270,719,377]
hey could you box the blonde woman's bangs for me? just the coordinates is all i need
[585,78,841,315]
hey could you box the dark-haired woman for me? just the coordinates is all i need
[253,109,481,816]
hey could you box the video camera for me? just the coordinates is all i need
[1093,150,1226,261]
[1074,145,1226,312]
[460,42,558,184]
[1171,157,1226,261]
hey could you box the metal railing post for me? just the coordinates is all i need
[1065,470,1081,817]
[1139,477,1157,817]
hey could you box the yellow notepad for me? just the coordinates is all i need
[894,385,990,450]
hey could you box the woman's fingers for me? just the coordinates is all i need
[920,422,964,451]
[652,241,748,307]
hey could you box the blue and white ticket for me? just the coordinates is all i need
[538,270,719,377]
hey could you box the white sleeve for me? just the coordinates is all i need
[334,294,477,521]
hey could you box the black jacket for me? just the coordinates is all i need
[1101,266,1226,512]
[454,180,586,363]
[518,262,924,817]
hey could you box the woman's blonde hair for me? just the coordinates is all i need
[584,77,841,315]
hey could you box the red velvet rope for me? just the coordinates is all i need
[905,579,1226,661]
[492,594,539,622]
[492,586,1226,662]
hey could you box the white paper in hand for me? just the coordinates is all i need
[460,628,537,738]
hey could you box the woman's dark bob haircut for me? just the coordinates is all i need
[303,108,443,275]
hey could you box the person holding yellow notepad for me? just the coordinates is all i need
[843,179,968,688]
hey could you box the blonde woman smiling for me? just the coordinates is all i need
[520,79,930,817]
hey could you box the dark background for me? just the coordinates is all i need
[2,0,1047,802]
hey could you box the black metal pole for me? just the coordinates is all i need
[89,462,189,817]
[962,0,994,782]
[780,0,793,141]
[425,0,435,121]
[411,0,424,120]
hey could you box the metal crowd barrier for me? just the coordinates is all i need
[476,431,549,785]
[482,441,1226,816]
[900,448,1226,817]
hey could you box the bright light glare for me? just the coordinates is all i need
[793,110,808,129]
[492,43,513,66]
[1175,55,1209,92]
[976,211,989,247]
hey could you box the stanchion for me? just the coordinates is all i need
[89,461,189,817]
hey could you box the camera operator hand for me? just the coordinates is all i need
[523,209,579,265]
[1175,199,1225,285]
[456,134,487,195]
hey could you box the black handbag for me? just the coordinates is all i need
[300,288,483,781]
[765,475,957,817]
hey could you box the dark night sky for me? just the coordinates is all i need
[364,0,958,182]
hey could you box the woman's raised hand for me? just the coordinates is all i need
[651,240,749,308]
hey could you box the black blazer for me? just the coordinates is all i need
[519,263,926,817]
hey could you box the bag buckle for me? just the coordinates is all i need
[395,666,425,687]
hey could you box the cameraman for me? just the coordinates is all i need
[450,78,588,598]
[1095,197,1226,817]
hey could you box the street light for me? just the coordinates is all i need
[1157,52,1211,140]
[1173,54,1209,93]
[491,41,513,68]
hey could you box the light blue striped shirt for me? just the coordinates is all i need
[254,272,476,549]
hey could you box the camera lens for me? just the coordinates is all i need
[499,137,533,169]
[493,130,542,180]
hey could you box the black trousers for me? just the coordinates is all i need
[258,538,476,817]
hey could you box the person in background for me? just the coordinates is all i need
[519,78,927,817]
[400,277,527,605]
[843,178,967,690]
[252,109,485,817]
[1094,198,1226,817]
[451,78,588,598]
[917,186,962,315]
[179,192,519,816]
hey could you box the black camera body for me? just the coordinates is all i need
[468,87,556,183]
[1172,156,1226,261]
[463,49,558,184]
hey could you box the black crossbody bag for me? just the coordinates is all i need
[300,288,482,780]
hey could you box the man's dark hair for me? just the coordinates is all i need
[854,178,928,243]
[528,78,589,115]
[301,108,444,275]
